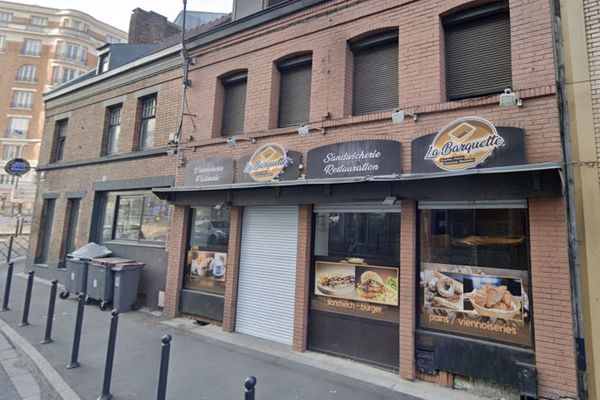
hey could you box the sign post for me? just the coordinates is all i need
[4,158,31,235]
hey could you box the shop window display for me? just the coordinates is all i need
[183,207,231,295]
[419,206,532,347]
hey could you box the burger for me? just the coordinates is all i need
[357,271,385,299]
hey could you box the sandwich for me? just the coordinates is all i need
[358,271,385,299]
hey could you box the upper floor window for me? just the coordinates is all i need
[443,1,512,100]
[6,117,29,138]
[98,53,109,74]
[57,41,87,63]
[52,66,78,86]
[64,18,87,32]
[21,39,41,56]
[53,119,68,162]
[0,35,5,52]
[106,35,121,44]
[350,31,399,116]
[2,144,23,160]
[11,90,33,109]
[30,16,48,26]
[16,65,37,82]
[220,72,247,136]
[277,54,312,128]
[138,95,157,150]
[105,105,122,155]
[0,12,12,25]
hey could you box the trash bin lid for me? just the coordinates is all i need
[111,262,145,272]
[90,257,135,266]
[69,242,112,260]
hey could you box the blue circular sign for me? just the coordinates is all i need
[4,158,31,177]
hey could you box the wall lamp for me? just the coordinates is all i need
[391,108,418,124]
[499,88,523,108]
[227,136,257,148]
[298,124,326,137]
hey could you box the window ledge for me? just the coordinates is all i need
[19,54,41,58]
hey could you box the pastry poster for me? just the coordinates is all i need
[312,261,399,323]
[419,262,532,347]
[183,250,227,293]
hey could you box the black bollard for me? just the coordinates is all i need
[18,270,34,327]
[6,236,13,263]
[156,334,172,400]
[244,376,257,400]
[41,280,58,344]
[66,293,86,369]
[98,309,119,400]
[1,262,14,312]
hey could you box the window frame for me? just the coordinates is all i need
[220,72,248,137]
[30,16,48,26]
[138,95,157,150]
[0,12,12,25]
[104,104,122,155]
[0,35,6,51]
[11,90,33,109]
[2,144,24,160]
[53,119,68,162]
[6,117,29,138]
[16,65,37,82]
[21,39,41,56]
[276,54,313,128]
[35,198,56,264]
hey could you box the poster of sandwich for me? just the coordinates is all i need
[419,262,532,346]
[314,261,398,306]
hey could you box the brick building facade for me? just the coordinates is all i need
[30,1,581,398]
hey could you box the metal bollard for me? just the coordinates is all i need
[156,334,172,400]
[6,236,13,263]
[244,376,257,400]
[1,262,14,312]
[41,280,58,344]
[98,309,119,400]
[18,270,34,327]
[66,293,86,369]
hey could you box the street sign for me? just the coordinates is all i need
[4,158,30,176]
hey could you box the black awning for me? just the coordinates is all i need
[153,162,563,206]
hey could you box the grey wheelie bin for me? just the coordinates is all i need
[86,257,133,310]
[60,243,111,300]
[112,262,145,313]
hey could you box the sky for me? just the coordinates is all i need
[15,0,233,32]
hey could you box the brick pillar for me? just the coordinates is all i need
[399,201,416,380]
[293,204,312,352]
[222,206,243,332]
[528,198,578,398]
[163,205,189,318]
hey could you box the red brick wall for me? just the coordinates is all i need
[222,206,243,332]
[400,201,417,380]
[293,204,312,352]
[163,205,189,317]
[529,198,578,398]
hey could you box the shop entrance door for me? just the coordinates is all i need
[236,206,299,345]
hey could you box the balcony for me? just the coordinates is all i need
[9,103,32,110]
[25,24,46,32]
[57,27,97,43]
[19,50,40,57]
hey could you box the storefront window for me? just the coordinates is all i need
[183,206,231,295]
[100,191,169,243]
[418,204,532,347]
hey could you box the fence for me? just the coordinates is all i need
[0,235,29,263]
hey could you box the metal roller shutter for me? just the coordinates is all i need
[221,74,247,136]
[445,4,512,100]
[352,33,398,116]
[236,206,299,345]
[277,56,312,127]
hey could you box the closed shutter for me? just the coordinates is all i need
[445,4,512,100]
[236,206,299,345]
[352,33,398,116]
[234,0,263,20]
[221,74,247,136]
[278,56,312,127]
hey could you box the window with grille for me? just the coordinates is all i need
[139,96,157,150]
[105,105,122,155]
[444,2,512,100]
[53,119,68,162]
[11,90,33,109]
[30,16,47,26]
[350,31,399,116]
[16,65,37,82]
[220,72,247,136]
[2,144,23,160]
[277,55,312,128]
[21,39,41,56]
[6,117,29,138]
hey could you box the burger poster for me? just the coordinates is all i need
[312,261,399,322]
[420,262,532,346]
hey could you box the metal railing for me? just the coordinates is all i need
[0,235,29,263]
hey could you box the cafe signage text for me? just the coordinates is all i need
[242,144,292,182]
[184,158,234,187]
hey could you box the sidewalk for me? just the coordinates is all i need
[0,261,491,400]
[0,328,46,399]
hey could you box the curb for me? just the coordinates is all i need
[0,318,81,400]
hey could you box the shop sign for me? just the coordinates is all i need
[311,261,399,323]
[420,262,531,346]
[238,144,301,183]
[306,140,401,179]
[184,158,234,187]
[4,158,30,177]
[411,118,525,173]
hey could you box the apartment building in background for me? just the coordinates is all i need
[0,0,126,219]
